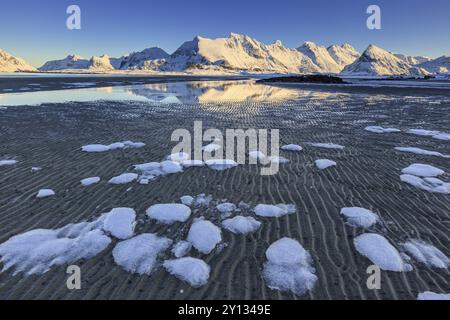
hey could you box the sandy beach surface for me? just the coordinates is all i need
[0,79,449,299]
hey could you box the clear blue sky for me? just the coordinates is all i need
[1,0,449,67]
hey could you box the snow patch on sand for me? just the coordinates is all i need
[108,173,138,184]
[340,207,379,228]
[262,238,317,296]
[146,204,191,224]
[205,159,238,171]
[81,177,100,186]
[187,219,222,254]
[222,216,261,234]
[281,144,302,152]
[82,141,145,153]
[407,129,450,141]
[401,164,444,177]
[417,292,450,300]
[395,147,449,158]
[353,233,412,271]
[311,143,345,150]
[0,160,17,166]
[102,208,136,239]
[163,257,210,287]
[365,126,401,133]
[172,241,192,258]
[254,204,296,218]
[315,159,336,170]
[36,189,55,198]
[402,240,450,268]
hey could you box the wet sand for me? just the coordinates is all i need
[0,87,449,299]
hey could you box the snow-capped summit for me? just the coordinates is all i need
[166,33,321,73]
[119,47,170,70]
[327,44,360,70]
[417,56,450,74]
[0,49,36,72]
[394,54,432,66]
[88,54,115,71]
[297,41,342,73]
[341,44,426,76]
[39,54,89,71]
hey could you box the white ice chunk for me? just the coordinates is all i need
[82,141,144,153]
[402,240,450,268]
[395,147,449,158]
[167,152,190,162]
[315,159,337,170]
[365,126,401,133]
[401,164,444,177]
[433,133,450,141]
[254,204,296,218]
[340,207,378,228]
[353,233,412,272]
[123,141,145,148]
[102,208,136,240]
[281,144,302,152]
[160,160,183,174]
[112,233,172,275]
[400,174,450,194]
[311,143,344,149]
[262,238,317,296]
[163,257,210,287]
[187,219,221,254]
[216,203,236,213]
[172,241,192,258]
[205,159,238,171]
[82,144,110,153]
[108,173,138,184]
[406,129,440,137]
[81,177,100,187]
[36,189,55,198]
[107,142,125,150]
[417,292,450,300]
[180,195,195,206]
[0,160,17,166]
[222,216,261,234]
[146,204,191,224]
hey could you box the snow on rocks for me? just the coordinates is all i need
[102,208,136,239]
[112,233,172,275]
[81,177,101,186]
[281,144,303,152]
[262,238,317,296]
[172,241,192,258]
[0,160,17,166]
[108,173,138,184]
[365,126,401,133]
[353,233,412,272]
[82,141,145,153]
[402,239,450,269]
[340,207,379,228]
[0,219,111,275]
[395,147,449,158]
[187,219,222,254]
[146,204,191,224]
[311,143,345,150]
[401,164,444,177]
[36,189,55,198]
[222,216,261,234]
[315,159,336,170]
[205,159,238,171]
[254,204,296,218]
[417,292,450,300]
[163,257,210,287]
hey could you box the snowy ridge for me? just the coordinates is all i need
[0,49,36,72]
[39,54,89,71]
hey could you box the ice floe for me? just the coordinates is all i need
[163,257,210,287]
[365,126,401,133]
[254,204,296,218]
[187,219,222,254]
[311,143,345,150]
[102,208,136,239]
[402,239,450,268]
[146,204,191,224]
[417,291,450,300]
[81,177,101,186]
[82,141,145,153]
[36,189,55,198]
[315,159,337,170]
[172,241,192,258]
[112,233,172,275]
[340,207,379,228]
[205,159,238,171]
[353,233,412,272]
[108,173,138,184]
[222,216,261,234]
[0,160,17,166]
[401,164,444,177]
[281,144,302,152]
[262,238,317,296]
[395,147,449,158]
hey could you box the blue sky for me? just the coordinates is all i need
[1,0,449,67]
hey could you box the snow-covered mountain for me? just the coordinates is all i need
[88,55,115,71]
[0,49,36,72]
[297,41,342,73]
[394,54,432,66]
[39,54,89,71]
[416,56,450,74]
[327,44,360,70]
[118,47,170,70]
[341,44,426,76]
[165,33,321,74]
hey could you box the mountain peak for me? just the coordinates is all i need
[0,48,36,72]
